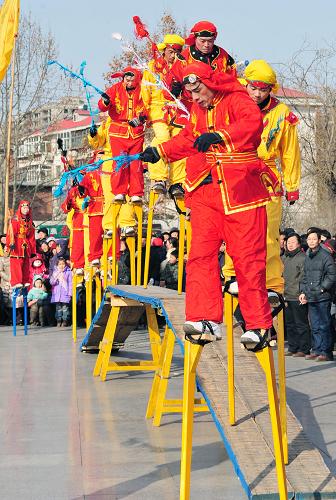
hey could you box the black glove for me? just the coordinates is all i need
[89,124,97,137]
[289,201,296,206]
[193,132,223,152]
[78,185,85,196]
[140,147,160,164]
[9,244,15,251]
[171,81,183,98]
[101,92,110,106]
[128,117,141,127]
[30,253,36,258]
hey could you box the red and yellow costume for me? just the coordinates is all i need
[141,34,187,185]
[61,185,85,269]
[157,63,280,330]
[79,167,104,263]
[224,60,301,293]
[6,200,36,286]
[98,67,146,197]
[165,21,236,110]
[88,116,137,230]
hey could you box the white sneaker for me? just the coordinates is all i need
[268,291,281,307]
[228,280,239,295]
[240,329,267,346]
[183,320,222,341]
[91,259,100,267]
[130,195,142,203]
[13,283,23,289]
[114,194,126,202]
[152,180,166,194]
[75,268,84,276]
[24,283,31,288]
[122,226,136,237]
[104,229,113,238]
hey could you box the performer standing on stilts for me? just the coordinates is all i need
[88,115,137,237]
[141,33,187,196]
[141,63,281,347]
[6,201,36,288]
[97,67,147,203]
[61,182,86,274]
[223,60,301,304]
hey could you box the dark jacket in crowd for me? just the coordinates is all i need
[300,245,336,302]
[282,248,305,301]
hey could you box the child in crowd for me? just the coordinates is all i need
[27,275,48,326]
[30,256,47,285]
[160,249,179,290]
[49,257,72,327]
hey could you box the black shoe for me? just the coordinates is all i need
[169,183,185,198]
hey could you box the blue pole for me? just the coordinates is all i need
[12,288,19,337]
[22,287,28,336]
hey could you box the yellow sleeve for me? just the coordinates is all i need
[141,69,153,110]
[278,116,301,194]
[88,122,107,150]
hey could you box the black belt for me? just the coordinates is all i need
[199,174,213,186]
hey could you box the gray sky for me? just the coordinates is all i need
[23,0,336,88]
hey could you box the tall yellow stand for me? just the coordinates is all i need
[143,191,159,287]
[85,266,93,332]
[95,274,102,313]
[111,202,123,285]
[175,198,186,295]
[180,341,204,500]
[224,292,238,426]
[146,328,208,427]
[126,236,136,286]
[72,272,81,342]
[102,237,112,289]
[93,300,162,381]
[276,308,288,464]
[131,202,143,286]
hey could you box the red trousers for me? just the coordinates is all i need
[71,229,85,269]
[186,182,273,330]
[88,215,103,262]
[110,136,144,196]
[10,256,31,286]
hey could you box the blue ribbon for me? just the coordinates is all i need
[48,60,105,95]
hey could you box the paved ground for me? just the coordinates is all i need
[0,325,335,499]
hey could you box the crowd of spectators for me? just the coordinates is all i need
[0,225,185,328]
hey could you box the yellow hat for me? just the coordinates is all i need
[244,60,279,93]
[157,34,185,52]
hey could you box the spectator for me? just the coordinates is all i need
[118,239,131,285]
[0,246,11,324]
[169,227,179,239]
[36,227,48,252]
[299,230,336,361]
[27,275,48,326]
[49,239,70,275]
[320,229,332,242]
[282,233,311,357]
[162,231,170,242]
[39,240,52,270]
[160,249,179,290]
[161,237,178,273]
[300,233,308,252]
[50,257,72,327]
[30,256,47,285]
[279,230,286,256]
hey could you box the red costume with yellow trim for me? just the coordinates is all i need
[98,67,146,197]
[79,167,104,263]
[157,63,280,330]
[61,185,85,269]
[6,200,36,286]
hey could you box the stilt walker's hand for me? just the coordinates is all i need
[140,147,160,164]
[101,92,110,106]
[193,132,223,152]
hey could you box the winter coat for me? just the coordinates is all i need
[48,239,70,274]
[282,248,305,301]
[161,261,179,290]
[50,266,72,303]
[27,287,48,302]
[300,245,336,303]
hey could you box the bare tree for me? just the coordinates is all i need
[275,42,336,233]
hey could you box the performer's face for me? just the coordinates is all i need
[246,83,272,105]
[124,75,136,89]
[185,81,215,108]
[20,204,30,216]
[195,36,215,54]
[164,47,177,64]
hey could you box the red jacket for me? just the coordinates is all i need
[61,186,85,229]
[6,201,36,258]
[158,77,280,215]
[79,170,104,216]
[98,82,146,139]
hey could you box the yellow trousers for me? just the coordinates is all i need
[223,197,284,293]
[101,171,136,230]
[148,121,186,185]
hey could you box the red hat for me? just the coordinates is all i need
[110,66,142,87]
[16,200,31,220]
[182,62,244,94]
[185,21,217,46]
[151,237,163,247]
